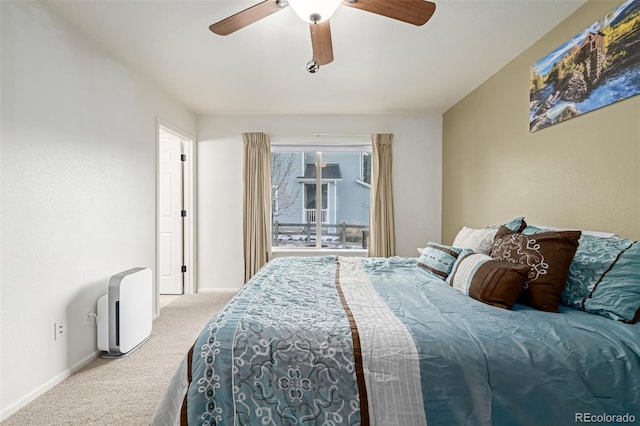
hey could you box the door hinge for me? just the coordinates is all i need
[181,265,187,273]
[181,154,187,162]
[181,210,187,217]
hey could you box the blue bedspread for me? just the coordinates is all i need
[184,256,640,425]
[187,256,363,425]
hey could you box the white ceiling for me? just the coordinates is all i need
[45,0,587,115]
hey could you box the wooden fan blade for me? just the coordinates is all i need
[210,0,286,36]
[342,0,436,26]
[310,21,334,66]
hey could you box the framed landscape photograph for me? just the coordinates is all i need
[530,0,640,132]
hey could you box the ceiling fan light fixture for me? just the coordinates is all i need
[289,0,342,23]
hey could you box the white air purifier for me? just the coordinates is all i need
[97,267,153,358]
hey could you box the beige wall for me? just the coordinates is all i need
[443,0,640,244]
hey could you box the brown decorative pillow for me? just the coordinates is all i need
[490,226,581,312]
[447,253,530,310]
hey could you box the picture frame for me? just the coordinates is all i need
[530,0,640,132]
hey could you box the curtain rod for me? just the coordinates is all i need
[269,132,372,138]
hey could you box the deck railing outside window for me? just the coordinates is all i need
[273,221,368,249]
[304,208,328,224]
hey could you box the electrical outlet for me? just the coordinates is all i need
[54,321,65,341]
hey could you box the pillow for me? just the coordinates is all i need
[452,217,527,255]
[452,227,498,255]
[490,226,581,313]
[521,226,636,320]
[501,216,528,233]
[417,243,471,280]
[524,224,619,239]
[446,253,530,310]
[581,241,640,323]
[556,234,633,310]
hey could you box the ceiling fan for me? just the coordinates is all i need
[209,0,436,73]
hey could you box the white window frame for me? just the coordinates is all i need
[357,152,372,187]
[270,134,371,255]
[272,185,279,217]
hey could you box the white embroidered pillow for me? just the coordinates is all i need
[452,227,498,255]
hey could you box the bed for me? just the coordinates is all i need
[152,223,640,426]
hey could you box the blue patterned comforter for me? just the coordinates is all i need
[181,256,640,425]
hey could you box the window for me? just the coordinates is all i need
[360,152,371,185]
[271,140,371,250]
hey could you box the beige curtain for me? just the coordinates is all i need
[369,133,395,257]
[243,132,272,282]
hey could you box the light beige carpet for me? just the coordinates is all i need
[2,292,234,426]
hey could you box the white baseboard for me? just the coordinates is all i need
[0,351,98,422]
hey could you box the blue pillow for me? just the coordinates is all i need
[583,241,640,323]
[520,224,546,235]
[487,216,527,232]
[502,216,527,232]
[417,243,471,280]
[562,234,634,311]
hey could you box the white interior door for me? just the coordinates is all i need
[158,128,184,294]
